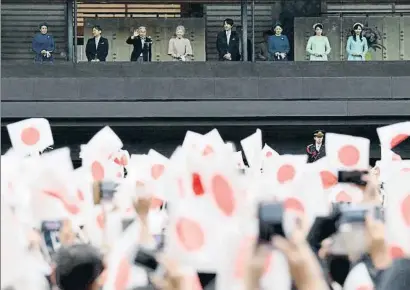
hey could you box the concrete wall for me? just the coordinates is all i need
[2,62,410,121]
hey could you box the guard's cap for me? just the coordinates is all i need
[314,130,325,137]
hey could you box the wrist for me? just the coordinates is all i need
[370,246,392,269]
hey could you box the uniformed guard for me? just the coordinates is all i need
[307,130,326,163]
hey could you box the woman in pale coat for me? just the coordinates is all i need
[168,25,193,61]
[346,23,368,61]
[306,23,331,61]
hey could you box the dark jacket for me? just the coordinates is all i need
[32,33,55,62]
[306,143,326,163]
[216,30,240,61]
[85,36,109,61]
[126,36,152,62]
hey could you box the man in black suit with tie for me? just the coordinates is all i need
[307,130,326,163]
[126,26,152,62]
[85,25,109,62]
[216,18,240,61]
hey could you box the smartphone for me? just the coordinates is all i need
[257,202,285,243]
[41,220,63,258]
[134,247,159,271]
[337,204,384,227]
[93,181,119,204]
[338,170,368,186]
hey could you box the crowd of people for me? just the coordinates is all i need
[2,118,410,290]
[32,19,370,62]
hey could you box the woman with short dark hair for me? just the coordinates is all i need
[32,23,55,63]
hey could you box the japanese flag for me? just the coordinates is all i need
[326,133,370,170]
[7,118,54,155]
[384,170,410,259]
[241,129,263,171]
[377,121,410,149]
[343,262,374,290]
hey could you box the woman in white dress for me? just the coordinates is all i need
[306,23,331,61]
[167,25,193,61]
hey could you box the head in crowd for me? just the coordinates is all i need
[55,244,104,290]
[263,30,273,42]
[223,18,234,31]
[39,23,48,35]
[273,23,283,36]
[352,23,364,41]
[138,26,147,39]
[313,130,325,145]
[92,25,102,38]
[313,23,323,36]
[175,25,185,39]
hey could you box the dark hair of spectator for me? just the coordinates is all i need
[223,18,234,27]
[351,23,363,42]
[39,22,48,29]
[55,244,104,290]
[92,25,102,32]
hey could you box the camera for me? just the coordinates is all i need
[93,181,119,204]
[257,202,285,243]
[338,170,368,186]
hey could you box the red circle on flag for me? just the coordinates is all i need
[338,145,360,167]
[77,189,85,201]
[284,197,305,213]
[390,134,408,149]
[211,174,235,216]
[151,164,165,180]
[21,127,40,146]
[91,161,105,181]
[320,170,338,189]
[336,191,352,203]
[401,194,410,227]
[175,218,205,251]
[389,245,405,259]
[192,173,205,196]
[356,286,373,290]
[151,196,164,209]
[277,164,296,184]
[202,145,214,156]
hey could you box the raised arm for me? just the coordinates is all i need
[126,36,134,45]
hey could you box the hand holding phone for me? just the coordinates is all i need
[93,181,119,204]
[257,202,285,244]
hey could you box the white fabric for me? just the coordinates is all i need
[95,36,101,49]
[226,30,231,45]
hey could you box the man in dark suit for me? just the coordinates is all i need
[307,130,326,163]
[236,25,253,61]
[85,25,109,62]
[126,26,152,62]
[216,18,240,61]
